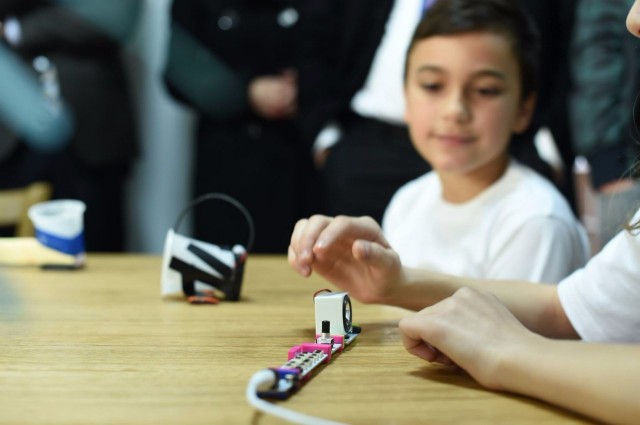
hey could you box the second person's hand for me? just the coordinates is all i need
[399,287,543,391]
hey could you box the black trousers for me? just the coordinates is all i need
[320,114,431,224]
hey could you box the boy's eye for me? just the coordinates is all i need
[475,87,502,97]
[420,83,442,92]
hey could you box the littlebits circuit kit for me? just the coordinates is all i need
[160,193,360,423]
[246,290,361,425]
[254,290,361,400]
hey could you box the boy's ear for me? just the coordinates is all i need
[512,93,536,134]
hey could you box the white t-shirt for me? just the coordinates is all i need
[558,209,640,342]
[382,160,589,282]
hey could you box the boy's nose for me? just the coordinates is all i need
[443,91,471,123]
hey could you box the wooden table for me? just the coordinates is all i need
[0,255,592,424]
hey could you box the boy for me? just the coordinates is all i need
[381,0,588,281]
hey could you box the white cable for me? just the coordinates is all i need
[246,369,348,425]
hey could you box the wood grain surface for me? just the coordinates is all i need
[0,255,593,424]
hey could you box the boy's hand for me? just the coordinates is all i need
[288,215,403,304]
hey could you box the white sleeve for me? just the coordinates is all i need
[486,216,587,283]
[558,228,640,342]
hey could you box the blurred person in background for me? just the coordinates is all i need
[519,0,577,204]
[297,0,431,225]
[570,0,640,246]
[0,0,140,251]
[163,0,333,253]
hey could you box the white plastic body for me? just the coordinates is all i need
[314,291,351,336]
[160,229,237,296]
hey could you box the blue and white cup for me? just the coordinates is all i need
[28,200,86,266]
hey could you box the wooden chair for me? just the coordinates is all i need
[0,181,52,237]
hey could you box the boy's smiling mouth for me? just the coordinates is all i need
[431,133,476,145]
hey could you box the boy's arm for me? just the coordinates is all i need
[393,268,578,338]
[289,215,578,338]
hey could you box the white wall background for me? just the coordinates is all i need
[124,0,195,252]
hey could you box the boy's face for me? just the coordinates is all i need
[404,31,534,177]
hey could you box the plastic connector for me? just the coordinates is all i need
[251,290,360,404]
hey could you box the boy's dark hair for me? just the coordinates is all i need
[405,0,540,101]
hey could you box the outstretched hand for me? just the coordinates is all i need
[288,215,403,304]
[399,287,539,391]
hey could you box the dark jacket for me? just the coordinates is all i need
[0,0,139,167]
[163,0,324,252]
